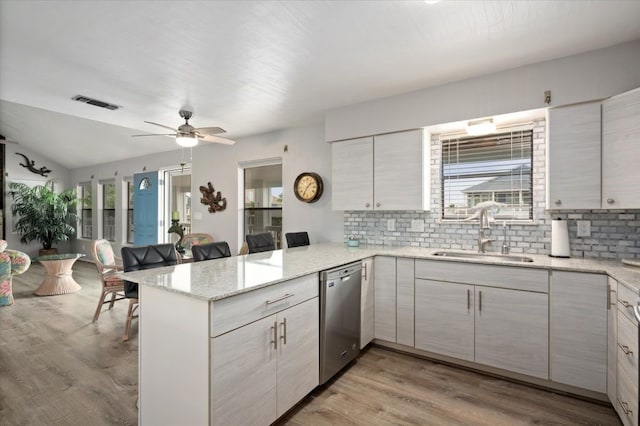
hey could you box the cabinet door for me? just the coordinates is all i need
[276,298,319,418]
[415,279,475,362]
[360,257,375,349]
[550,271,607,392]
[396,257,415,347]
[608,278,618,404]
[547,102,601,209]
[212,315,277,425]
[475,286,549,379]
[373,129,427,210]
[331,137,373,210]
[374,256,396,342]
[602,87,640,209]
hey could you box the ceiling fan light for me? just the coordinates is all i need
[466,119,496,136]
[176,134,198,147]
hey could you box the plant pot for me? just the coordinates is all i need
[39,248,59,256]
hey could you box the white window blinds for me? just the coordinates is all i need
[440,127,533,220]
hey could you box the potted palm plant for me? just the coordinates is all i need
[9,180,79,256]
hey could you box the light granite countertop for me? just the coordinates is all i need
[120,243,640,301]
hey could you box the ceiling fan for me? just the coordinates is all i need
[132,110,235,147]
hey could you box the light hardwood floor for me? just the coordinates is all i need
[1,262,622,425]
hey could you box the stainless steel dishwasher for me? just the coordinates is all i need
[320,261,362,384]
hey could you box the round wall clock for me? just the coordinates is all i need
[294,172,324,203]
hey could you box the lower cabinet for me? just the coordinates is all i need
[475,286,549,379]
[616,300,639,426]
[360,257,375,349]
[608,278,618,404]
[550,271,608,392]
[374,256,396,342]
[212,298,319,425]
[415,279,474,362]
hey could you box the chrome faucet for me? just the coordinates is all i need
[477,208,495,253]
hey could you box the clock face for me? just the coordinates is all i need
[294,172,323,203]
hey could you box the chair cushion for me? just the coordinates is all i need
[95,240,116,265]
[103,272,123,287]
[192,242,231,262]
[285,232,310,248]
[246,233,276,254]
[121,244,178,299]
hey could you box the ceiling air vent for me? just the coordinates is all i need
[72,95,121,111]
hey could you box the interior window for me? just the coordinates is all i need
[78,182,93,238]
[441,128,533,221]
[244,164,283,249]
[102,182,116,241]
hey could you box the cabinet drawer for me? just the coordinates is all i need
[618,283,639,326]
[211,274,319,337]
[617,358,638,426]
[415,260,548,293]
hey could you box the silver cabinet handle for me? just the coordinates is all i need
[607,198,615,205]
[365,203,370,208]
[363,262,367,281]
[478,290,482,313]
[467,289,471,311]
[618,342,633,355]
[265,293,294,306]
[555,200,561,206]
[617,398,632,415]
[280,317,287,345]
[376,202,381,207]
[608,288,616,309]
[271,321,278,349]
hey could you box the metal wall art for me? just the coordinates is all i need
[16,153,51,177]
[199,182,227,213]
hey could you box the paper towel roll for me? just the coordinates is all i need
[550,219,570,258]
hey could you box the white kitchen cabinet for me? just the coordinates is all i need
[608,278,618,405]
[360,257,375,349]
[212,315,278,425]
[331,137,374,210]
[602,86,640,209]
[374,256,396,342]
[547,101,602,209]
[276,298,320,417]
[415,279,474,362]
[475,286,549,379]
[549,271,607,392]
[396,257,415,347]
[212,297,319,425]
[331,129,428,211]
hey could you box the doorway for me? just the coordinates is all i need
[243,163,283,249]
[164,168,192,242]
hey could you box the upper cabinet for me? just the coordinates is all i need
[547,87,640,210]
[331,129,429,211]
[602,87,640,209]
[547,101,602,209]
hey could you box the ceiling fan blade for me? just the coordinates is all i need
[144,121,179,132]
[132,133,176,137]
[199,134,236,145]
[194,126,226,136]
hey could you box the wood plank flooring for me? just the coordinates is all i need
[1,261,622,425]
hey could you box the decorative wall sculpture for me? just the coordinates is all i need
[16,153,51,177]
[199,182,227,213]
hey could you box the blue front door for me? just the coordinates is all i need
[133,171,159,246]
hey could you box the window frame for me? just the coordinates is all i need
[101,181,116,242]
[439,126,534,222]
[78,182,93,239]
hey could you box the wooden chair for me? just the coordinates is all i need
[120,244,178,341]
[246,232,276,253]
[191,241,232,262]
[90,239,126,322]
[181,233,214,252]
[285,232,310,248]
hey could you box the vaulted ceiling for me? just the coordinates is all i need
[1,1,639,168]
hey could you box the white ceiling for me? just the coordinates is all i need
[1,1,639,169]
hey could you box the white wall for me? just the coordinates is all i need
[192,123,343,254]
[3,143,71,256]
[325,39,640,141]
[64,122,342,257]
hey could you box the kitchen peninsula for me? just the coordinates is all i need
[123,243,640,426]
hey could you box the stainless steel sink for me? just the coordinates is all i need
[432,251,534,263]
